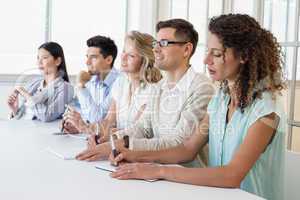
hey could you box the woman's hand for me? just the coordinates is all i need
[110,163,162,181]
[7,91,19,115]
[109,148,138,166]
[15,86,31,100]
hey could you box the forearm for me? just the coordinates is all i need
[132,145,196,164]
[159,165,241,188]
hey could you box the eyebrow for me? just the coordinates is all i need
[209,47,224,51]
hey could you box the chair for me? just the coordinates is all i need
[284,150,300,200]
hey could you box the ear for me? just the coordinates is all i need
[55,57,62,67]
[183,43,193,58]
[105,55,113,66]
[240,58,247,64]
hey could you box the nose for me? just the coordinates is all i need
[36,57,42,66]
[121,52,127,64]
[86,56,91,66]
[203,53,213,65]
[152,44,160,54]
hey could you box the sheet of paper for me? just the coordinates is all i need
[94,161,158,182]
[45,146,84,160]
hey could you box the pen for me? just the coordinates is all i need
[61,105,71,133]
[94,122,100,145]
[110,134,119,160]
[61,119,65,133]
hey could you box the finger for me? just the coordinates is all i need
[114,153,125,163]
[76,149,96,160]
[86,154,102,162]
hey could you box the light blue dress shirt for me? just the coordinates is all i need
[13,76,74,122]
[76,67,119,123]
[207,90,285,200]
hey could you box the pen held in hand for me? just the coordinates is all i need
[110,135,120,166]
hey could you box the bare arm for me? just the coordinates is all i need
[111,115,209,165]
[112,113,279,188]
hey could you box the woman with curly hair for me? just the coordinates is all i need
[109,14,286,200]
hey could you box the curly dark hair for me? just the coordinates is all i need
[208,14,286,112]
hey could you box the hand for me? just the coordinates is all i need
[7,92,19,115]
[77,70,92,88]
[76,142,111,161]
[15,86,31,99]
[109,148,138,166]
[110,163,161,180]
[61,121,79,134]
[64,109,88,133]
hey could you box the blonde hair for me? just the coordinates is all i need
[125,31,162,83]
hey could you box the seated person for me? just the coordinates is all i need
[62,35,119,133]
[64,31,162,143]
[110,14,286,200]
[7,42,74,122]
[75,19,214,165]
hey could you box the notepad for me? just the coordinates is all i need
[95,160,117,172]
[94,161,158,182]
[45,146,84,160]
[52,132,89,141]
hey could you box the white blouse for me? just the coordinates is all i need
[111,74,153,129]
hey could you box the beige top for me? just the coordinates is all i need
[116,67,215,165]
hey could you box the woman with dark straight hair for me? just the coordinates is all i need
[7,42,74,122]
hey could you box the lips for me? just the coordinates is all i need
[208,68,216,75]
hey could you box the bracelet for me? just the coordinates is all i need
[123,135,129,149]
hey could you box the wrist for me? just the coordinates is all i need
[156,165,166,179]
[77,82,86,89]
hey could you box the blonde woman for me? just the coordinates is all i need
[65,31,162,146]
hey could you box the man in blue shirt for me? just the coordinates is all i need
[62,35,119,133]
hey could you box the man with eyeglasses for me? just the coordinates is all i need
[76,19,214,167]
[61,35,119,134]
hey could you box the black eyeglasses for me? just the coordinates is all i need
[152,39,188,48]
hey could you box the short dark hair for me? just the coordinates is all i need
[39,42,69,82]
[86,35,118,68]
[156,18,198,56]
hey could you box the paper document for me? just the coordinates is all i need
[45,146,84,160]
[95,161,158,182]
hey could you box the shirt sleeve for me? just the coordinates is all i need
[31,82,74,122]
[76,83,112,123]
[120,79,215,151]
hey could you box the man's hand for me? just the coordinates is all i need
[64,108,88,133]
[77,70,92,88]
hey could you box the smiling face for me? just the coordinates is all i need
[153,27,189,72]
[121,39,143,74]
[37,48,61,75]
[204,32,242,82]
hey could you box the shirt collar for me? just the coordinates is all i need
[161,66,196,92]
[40,76,63,89]
[90,67,119,87]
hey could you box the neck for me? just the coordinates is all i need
[228,83,238,107]
[128,72,141,89]
[98,68,111,81]
[44,73,58,86]
[166,63,189,88]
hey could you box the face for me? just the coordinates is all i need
[204,32,241,82]
[37,48,61,75]
[85,47,112,75]
[153,28,188,71]
[121,39,142,74]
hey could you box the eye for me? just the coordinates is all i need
[212,52,223,57]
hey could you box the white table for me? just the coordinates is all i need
[0,120,263,200]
